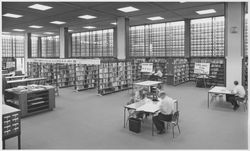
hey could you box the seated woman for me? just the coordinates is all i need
[127,89,148,119]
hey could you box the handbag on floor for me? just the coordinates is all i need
[129,117,141,133]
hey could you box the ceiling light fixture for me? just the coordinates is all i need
[196,9,216,15]
[13,29,25,32]
[44,32,54,35]
[117,6,139,13]
[3,13,23,18]
[83,26,96,29]
[50,21,66,25]
[78,15,97,19]
[28,4,52,11]
[111,22,117,25]
[147,16,164,21]
[29,25,43,28]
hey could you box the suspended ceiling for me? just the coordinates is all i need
[2,2,225,36]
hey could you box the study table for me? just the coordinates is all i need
[2,73,14,77]
[6,75,28,81]
[7,77,46,88]
[124,98,178,136]
[124,100,160,136]
[208,86,232,108]
[2,104,21,149]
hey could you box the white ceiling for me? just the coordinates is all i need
[2,2,225,36]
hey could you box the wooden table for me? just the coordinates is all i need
[208,86,232,108]
[2,104,21,149]
[133,80,162,93]
[2,73,14,77]
[4,85,55,117]
[124,98,178,136]
[6,75,28,81]
[7,78,46,88]
[124,100,160,136]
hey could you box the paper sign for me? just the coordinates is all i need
[194,63,210,75]
[141,63,153,73]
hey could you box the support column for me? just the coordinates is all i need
[37,37,42,58]
[116,17,129,59]
[184,19,191,58]
[24,33,31,73]
[59,27,69,58]
[225,2,245,89]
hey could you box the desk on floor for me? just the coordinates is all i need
[2,73,14,77]
[2,104,21,149]
[6,75,28,81]
[124,98,178,136]
[208,86,232,108]
[124,100,160,136]
[7,78,46,88]
[133,80,162,93]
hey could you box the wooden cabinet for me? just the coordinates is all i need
[4,86,55,117]
[2,104,21,149]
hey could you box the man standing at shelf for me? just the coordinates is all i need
[226,81,246,110]
[153,91,175,134]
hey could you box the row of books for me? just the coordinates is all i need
[98,60,133,95]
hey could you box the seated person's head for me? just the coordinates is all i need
[158,91,166,100]
[234,81,239,86]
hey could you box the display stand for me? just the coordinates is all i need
[4,86,55,117]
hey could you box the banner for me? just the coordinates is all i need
[194,63,210,75]
[141,63,153,72]
[27,58,101,65]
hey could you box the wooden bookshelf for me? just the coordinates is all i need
[75,64,98,91]
[165,58,189,85]
[243,57,248,88]
[98,60,133,95]
[189,58,226,86]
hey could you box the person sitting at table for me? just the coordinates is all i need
[126,89,147,119]
[153,91,175,134]
[149,67,163,81]
[226,81,246,111]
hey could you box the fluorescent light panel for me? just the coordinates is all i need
[13,29,25,31]
[3,13,23,18]
[50,21,66,25]
[196,9,216,15]
[111,22,117,25]
[78,15,97,19]
[147,16,164,21]
[29,25,43,28]
[117,6,139,13]
[44,32,54,35]
[28,4,52,11]
[83,26,96,29]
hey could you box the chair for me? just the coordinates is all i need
[166,111,181,138]
[237,94,248,111]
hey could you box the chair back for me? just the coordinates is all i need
[172,111,179,124]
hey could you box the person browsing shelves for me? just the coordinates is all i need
[153,91,175,134]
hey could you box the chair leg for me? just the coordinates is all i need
[172,125,175,138]
[177,124,181,134]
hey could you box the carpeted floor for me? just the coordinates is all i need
[4,82,248,149]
